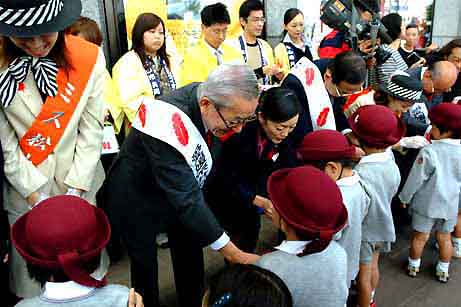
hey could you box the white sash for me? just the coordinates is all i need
[132,98,213,188]
[289,57,336,130]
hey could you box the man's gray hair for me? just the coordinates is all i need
[197,64,259,108]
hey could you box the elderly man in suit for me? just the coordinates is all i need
[105,64,260,307]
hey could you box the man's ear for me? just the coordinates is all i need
[199,97,211,108]
[324,68,333,81]
[239,17,246,28]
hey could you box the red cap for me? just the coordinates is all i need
[429,103,461,132]
[11,196,111,288]
[267,166,348,240]
[348,105,405,147]
[299,129,357,161]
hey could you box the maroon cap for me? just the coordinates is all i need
[299,129,357,162]
[11,196,111,288]
[348,105,405,147]
[429,103,461,132]
[267,166,348,240]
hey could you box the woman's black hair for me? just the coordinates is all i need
[280,8,303,41]
[4,32,70,70]
[131,13,170,69]
[27,256,101,287]
[259,87,301,123]
[206,264,293,307]
[381,13,403,42]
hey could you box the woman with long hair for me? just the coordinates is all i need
[112,13,178,127]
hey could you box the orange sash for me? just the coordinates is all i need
[19,36,99,166]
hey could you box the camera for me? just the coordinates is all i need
[320,0,392,64]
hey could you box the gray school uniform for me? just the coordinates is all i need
[15,284,130,307]
[399,139,461,231]
[336,173,371,286]
[256,241,348,307]
[355,150,401,243]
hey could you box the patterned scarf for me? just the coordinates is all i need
[0,56,58,107]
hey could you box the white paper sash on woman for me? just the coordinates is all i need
[288,57,336,131]
[132,98,212,188]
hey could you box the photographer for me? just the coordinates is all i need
[319,0,380,59]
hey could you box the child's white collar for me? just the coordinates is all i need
[432,139,461,146]
[336,171,360,187]
[42,281,95,300]
[358,149,392,164]
[275,240,311,255]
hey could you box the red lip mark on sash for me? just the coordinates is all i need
[305,68,315,86]
[172,113,189,146]
[317,107,330,127]
[138,103,147,127]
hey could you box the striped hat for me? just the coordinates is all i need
[0,0,81,37]
[380,71,423,103]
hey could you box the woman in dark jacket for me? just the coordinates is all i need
[205,87,303,253]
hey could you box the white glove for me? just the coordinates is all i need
[398,136,430,149]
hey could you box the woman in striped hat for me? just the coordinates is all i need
[0,0,108,299]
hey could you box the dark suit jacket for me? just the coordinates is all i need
[105,83,223,247]
[205,121,299,230]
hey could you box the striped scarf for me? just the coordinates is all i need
[0,56,58,108]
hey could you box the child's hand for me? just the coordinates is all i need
[401,203,407,209]
[128,288,143,307]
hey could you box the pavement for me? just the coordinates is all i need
[108,217,461,307]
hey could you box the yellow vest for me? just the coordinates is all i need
[180,39,243,87]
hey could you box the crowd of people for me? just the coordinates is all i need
[0,0,461,307]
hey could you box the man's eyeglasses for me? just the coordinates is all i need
[248,17,266,23]
[334,84,364,97]
[214,104,257,129]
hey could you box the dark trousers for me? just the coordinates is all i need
[121,221,205,307]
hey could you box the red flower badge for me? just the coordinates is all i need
[305,67,315,86]
[172,113,189,146]
[317,107,330,127]
[18,82,25,91]
[138,103,147,128]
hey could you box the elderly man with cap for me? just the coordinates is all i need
[406,61,459,135]
[0,0,107,299]
[11,195,143,307]
[104,64,260,307]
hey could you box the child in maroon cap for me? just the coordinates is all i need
[256,166,349,307]
[348,105,404,307]
[11,195,143,307]
[400,103,461,283]
[299,129,371,292]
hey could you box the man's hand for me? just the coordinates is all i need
[263,64,282,77]
[409,58,426,69]
[128,288,143,307]
[219,241,260,264]
[253,195,275,219]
